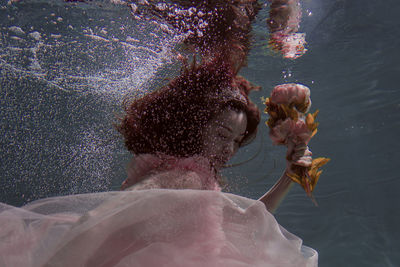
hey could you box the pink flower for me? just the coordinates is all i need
[269,118,312,145]
[270,83,311,112]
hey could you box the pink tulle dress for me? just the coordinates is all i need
[0,155,318,267]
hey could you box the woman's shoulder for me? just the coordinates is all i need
[122,154,220,191]
[124,169,203,191]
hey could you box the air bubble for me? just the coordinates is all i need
[28,31,41,41]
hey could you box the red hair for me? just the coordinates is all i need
[145,0,261,73]
[117,59,260,157]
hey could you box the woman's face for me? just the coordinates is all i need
[201,108,248,169]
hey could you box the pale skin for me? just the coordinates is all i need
[200,108,248,170]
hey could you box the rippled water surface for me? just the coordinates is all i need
[1,0,399,266]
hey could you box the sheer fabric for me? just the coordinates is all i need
[0,190,317,267]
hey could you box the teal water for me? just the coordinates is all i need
[1,0,399,266]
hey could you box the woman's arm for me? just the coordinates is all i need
[258,172,294,213]
[259,142,312,213]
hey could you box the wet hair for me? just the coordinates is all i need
[142,0,261,73]
[117,59,260,158]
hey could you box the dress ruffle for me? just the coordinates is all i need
[0,190,317,267]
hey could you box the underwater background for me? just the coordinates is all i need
[1,0,399,266]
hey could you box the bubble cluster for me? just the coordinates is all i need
[0,0,184,205]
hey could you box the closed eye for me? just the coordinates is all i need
[218,133,229,140]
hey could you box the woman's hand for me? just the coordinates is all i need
[286,141,312,175]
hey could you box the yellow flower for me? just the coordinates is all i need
[287,157,330,197]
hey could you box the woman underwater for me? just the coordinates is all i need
[0,0,319,266]
[0,59,317,267]
[117,58,311,213]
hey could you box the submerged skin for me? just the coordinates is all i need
[201,108,248,170]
